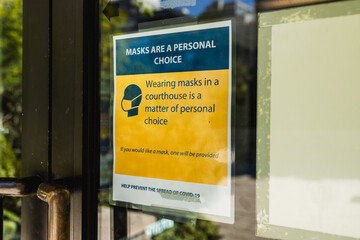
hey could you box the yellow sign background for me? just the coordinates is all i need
[114,69,229,186]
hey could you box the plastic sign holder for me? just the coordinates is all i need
[111,20,235,224]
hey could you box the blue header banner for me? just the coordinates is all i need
[114,26,230,75]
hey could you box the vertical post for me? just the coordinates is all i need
[113,206,127,240]
[51,0,85,238]
[22,0,50,239]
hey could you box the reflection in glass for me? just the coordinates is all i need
[99,0,263,239]
[0,0,22,239]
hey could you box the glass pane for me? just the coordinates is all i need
[0,0,22,239]
[98,0,353,240]
[99,0,260,238]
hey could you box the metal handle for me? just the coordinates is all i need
[37,183,70,240]
[0,176,42,240]
[0,176,41,197]
[0,177,70,240]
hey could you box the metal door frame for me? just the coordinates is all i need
[21,0,100,239]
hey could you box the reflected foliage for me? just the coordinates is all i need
[153,220,221,240]
[0,0,23,239]
[100,1,158,188]
[0,0,22,177]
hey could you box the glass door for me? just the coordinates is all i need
[97,0,359,240]
[1,0,98,239]
[98,0,260,239]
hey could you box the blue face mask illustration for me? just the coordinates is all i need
[121,84,142,117]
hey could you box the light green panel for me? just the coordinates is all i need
[257,1,360,240]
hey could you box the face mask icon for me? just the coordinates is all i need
[121,84,142,117]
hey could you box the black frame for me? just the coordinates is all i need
[21,0,100,239]
[22,0,50,238]
[83,0,100,239]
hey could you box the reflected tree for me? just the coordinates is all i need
[0,0,23,239]
[153,220,221,240]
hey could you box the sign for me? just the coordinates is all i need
[112,21,233,222]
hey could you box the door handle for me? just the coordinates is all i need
[0,177,70,240]
[0,176,41,196]
[37,183,70,240]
